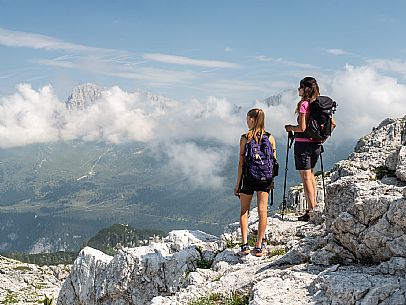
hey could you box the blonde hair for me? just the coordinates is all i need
[246,108,265,143]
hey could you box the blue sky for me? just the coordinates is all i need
[1,0,406,104]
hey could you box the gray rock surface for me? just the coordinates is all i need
[0,255,69,305]
[321,117,406,263]
[314,266,406,305]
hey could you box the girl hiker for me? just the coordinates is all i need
[284,77,336,222]
[234,108,277,257]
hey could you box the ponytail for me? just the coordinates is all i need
[246,108,265,143]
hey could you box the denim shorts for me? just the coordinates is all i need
[294,141,322,170]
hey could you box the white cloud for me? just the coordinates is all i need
[225,47,233,52]
[0,26,230,87]
[165,142,230,189]
[0,85,242,188]
[0,27,112,53]
[367,59,406,75]
[255,55,319,69]
[109,67,198,84]
[327,48,351,55]
[30,58,77,69]
[1,64,405,187]
[251,65,406,144]
[143,53,241,68]
[0,84,65,147]
[322,65,406,141]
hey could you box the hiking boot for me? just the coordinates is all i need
[298,210,310,222]
[253,247,263,257]
[240,243,250,255]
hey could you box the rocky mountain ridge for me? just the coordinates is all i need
[52,115,406,304]
[65,83,180,112]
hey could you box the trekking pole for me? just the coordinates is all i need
[319,145,326,201]
[268,180,274,209]
[281,131,294,220]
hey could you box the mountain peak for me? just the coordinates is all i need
[259,93,282,107]
[66,83,104,110]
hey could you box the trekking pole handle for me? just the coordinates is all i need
[288,131,295,149]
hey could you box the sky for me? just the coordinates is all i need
[1,0,406,101]
[1,0,406,187]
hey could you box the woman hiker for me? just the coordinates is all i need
[234,108,277,257]
[284,77,336,222]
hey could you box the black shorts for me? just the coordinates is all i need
[294,141,322,170]
[240,177,273,195]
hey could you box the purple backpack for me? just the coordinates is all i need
[244,133,275,182]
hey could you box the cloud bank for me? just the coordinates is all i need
[1,64,405,188]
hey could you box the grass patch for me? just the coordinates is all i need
[2,290,18,304]
[225,238,237,249]
[13,265,32,272]
[37,295,54,305]
[247,237,256,247]
[268,248,286,257]
[188,292,249,305]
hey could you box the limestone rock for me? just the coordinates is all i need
[314,266,406,305]
[321,117,406,263]
[56,231,214,305]
[378,256,406,275]
[0,255,69,305]
[396,146,406,181]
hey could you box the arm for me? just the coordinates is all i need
[285,101,308,133]
[285,113,307,132]
[331,117,337,130]
[234,136,247,196]
[269,135,277,158]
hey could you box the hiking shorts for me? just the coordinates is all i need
[294,141,322,170]
[240,177,273,195]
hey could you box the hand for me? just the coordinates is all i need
[234,184,240,198]
[284,124,292,132]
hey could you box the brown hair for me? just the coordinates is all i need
[246,108,265,143]
[295,77,320,114]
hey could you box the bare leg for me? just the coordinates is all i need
[299,169,316,210]
[311,168,317,205]
[240,194,253,244]
[255,191,268,248]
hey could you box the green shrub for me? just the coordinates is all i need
[188,291,249,305]
[196,259,212,269]
[373,166,396,180]
[329,254,345,265]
